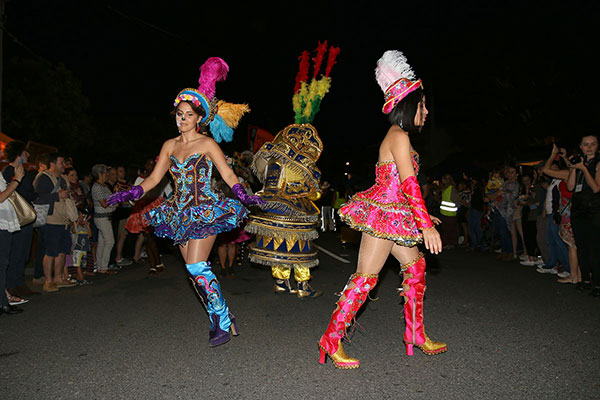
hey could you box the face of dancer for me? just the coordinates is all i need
[175,102,201,133]
[414,96,428,128]
[580,135,598,160]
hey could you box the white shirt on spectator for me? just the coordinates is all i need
[0,174,21,232]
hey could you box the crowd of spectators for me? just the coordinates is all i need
[422,134,599,297]
[0,143,261,315]
[1,134,598,315]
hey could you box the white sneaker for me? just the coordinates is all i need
[520,260,535,266]
[116,258,133,266]
[536,266,558,274]
[519,254,529,261]
[557,271,570,278]
[534,259,545,266]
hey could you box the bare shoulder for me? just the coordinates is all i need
[383,126,411,150]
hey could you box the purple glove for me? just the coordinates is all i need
[232,183,265,207]
[106,185,144,206]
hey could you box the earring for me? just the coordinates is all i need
[196,122,200,132]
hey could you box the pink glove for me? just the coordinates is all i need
[232,183,265,207]
[106,185,144,206]
[400,176,434,230]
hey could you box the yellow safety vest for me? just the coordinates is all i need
[440,185,458,216]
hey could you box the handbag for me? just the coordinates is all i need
[54,196,79,223]
[7,191,37,226]
[33,203,50,228]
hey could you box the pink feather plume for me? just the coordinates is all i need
[197,57,229,99]
[325,46,340,77]
[294,51,310,93]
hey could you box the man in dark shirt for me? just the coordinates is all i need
[33,152,75,292]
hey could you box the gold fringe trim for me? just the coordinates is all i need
[244,224,319,241]
[249,254,319,269]
[259,201,320,220]
[338,212,423,247]
[400,252,424,272]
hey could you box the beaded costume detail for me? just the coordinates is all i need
[146,153,247,245]
[338,151,425,247]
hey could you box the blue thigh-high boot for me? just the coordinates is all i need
[186,261,238,347]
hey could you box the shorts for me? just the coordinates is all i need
[41,224,72,257]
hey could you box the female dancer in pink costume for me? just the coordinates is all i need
[318,50,447,369]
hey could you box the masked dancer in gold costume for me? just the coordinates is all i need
[245,42,340,299]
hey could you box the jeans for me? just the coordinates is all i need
[467,208,483,249]
[492,209,512,253]
[544,215,569,272]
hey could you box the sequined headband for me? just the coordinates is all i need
[382,78,423,114]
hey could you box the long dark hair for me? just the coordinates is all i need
[387,88,425,134]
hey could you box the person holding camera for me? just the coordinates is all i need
[540,145,578,282]
[566,135,600,296]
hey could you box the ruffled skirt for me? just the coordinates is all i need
[338,183,422,247]
[126,197,164,234]
[146,198,248,245]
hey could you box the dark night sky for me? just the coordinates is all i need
[2,0,597,179]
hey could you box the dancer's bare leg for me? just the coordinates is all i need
[390,243,420,265]
[179,236,217,264]
[227,244,236,267]
[133,234,145,261]
[355,233,395,275]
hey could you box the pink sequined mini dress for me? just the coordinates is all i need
[339,152,424,247]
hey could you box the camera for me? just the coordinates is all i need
[569,154,582,165]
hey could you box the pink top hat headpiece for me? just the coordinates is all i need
[375,50,423,114]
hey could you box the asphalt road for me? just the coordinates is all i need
[1,231,599,400]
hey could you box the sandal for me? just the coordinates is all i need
[7,294,29,306]
[97,269,117,275]
[148,264,165,275]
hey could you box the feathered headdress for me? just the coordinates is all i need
[174,57,250,143]
[375,50,423,114]
[292,41,340,124]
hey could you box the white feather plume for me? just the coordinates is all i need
[375,50,417,92]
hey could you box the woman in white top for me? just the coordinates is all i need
[0,161,25,315]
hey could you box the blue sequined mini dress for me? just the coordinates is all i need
[146,153,248,245]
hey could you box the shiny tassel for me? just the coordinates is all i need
[209,115,234,143]
[216,101,250,129]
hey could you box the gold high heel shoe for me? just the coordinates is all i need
[415,336,447,355]
[318,340,360,369]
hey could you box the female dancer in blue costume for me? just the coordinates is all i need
[107,58,262,346]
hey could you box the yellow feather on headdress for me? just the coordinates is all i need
[302,100,313,118]
[307,79,319,103]
[315,77,331,98]
[292,93,302,114]
[216,100,251,128]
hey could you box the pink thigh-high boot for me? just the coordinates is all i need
[400,252,447,355]
[318,273,378,369]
